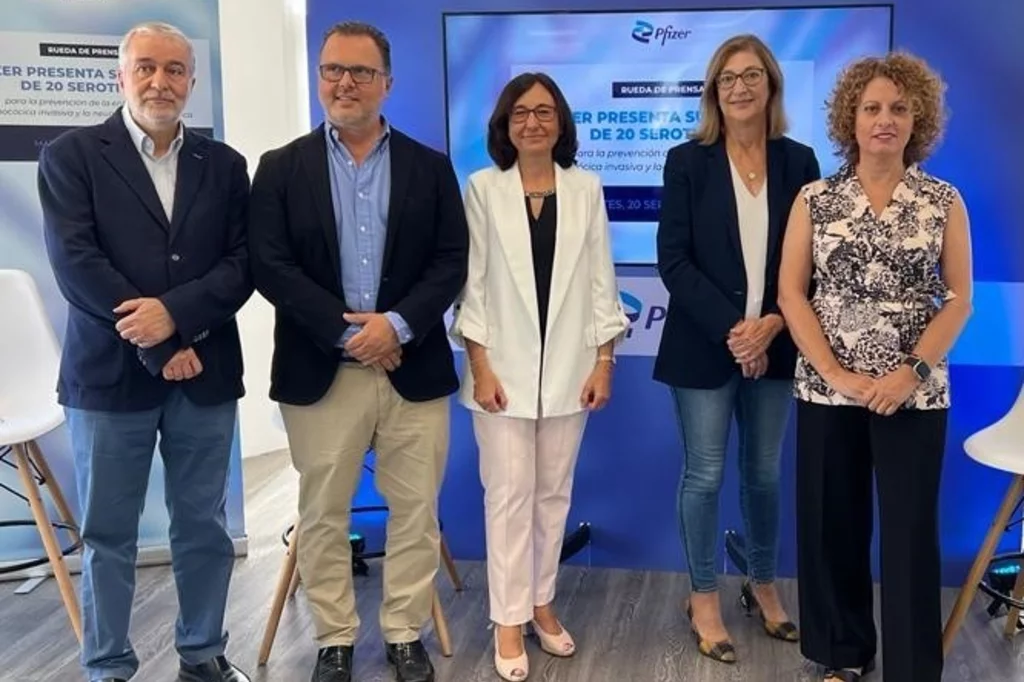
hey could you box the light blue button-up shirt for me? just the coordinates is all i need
[325,121,412,350]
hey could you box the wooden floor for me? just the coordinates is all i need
[2,450,1024,681]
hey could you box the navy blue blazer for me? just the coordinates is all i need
[248,125,468,406]
[653,136,820,389]
[38,109,253,411]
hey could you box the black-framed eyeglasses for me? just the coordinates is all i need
[318,63,385,84]
[716,67,765,90]
[511,105,556,124]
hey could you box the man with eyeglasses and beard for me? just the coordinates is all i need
[248,21,468,682]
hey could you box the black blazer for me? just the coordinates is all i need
[38,109,252,411]
[653,136,820,389]
[249,126,469,405]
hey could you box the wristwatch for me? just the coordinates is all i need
[902,354,931,381]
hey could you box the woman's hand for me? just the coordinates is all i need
[728,314,784,362]
[824,369,878,405]
[866,366,919,416]
[473,366,508,413]
[580,362,613,410]
[740,353,769,379]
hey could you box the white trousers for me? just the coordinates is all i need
[473,409,588,626]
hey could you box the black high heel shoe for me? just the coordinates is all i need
[685,603,736,664]
[823,657,876,681]
[738,582,799,642]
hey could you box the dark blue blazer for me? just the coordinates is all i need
[38,109,253,411]
[654,136,820,389]
[248,126,468,406]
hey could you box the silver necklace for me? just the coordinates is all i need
[525,188,555,198]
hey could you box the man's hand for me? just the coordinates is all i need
[114,298,176,348]
[372,348,403,373]
[343,312,400,364]
[162,348,203,381]
[728,314,783,362]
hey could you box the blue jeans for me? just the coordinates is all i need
[66,390,237,681]
[671,375,792,593]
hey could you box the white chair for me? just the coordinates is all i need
[943,379,1024,654]
[0,269,82,642]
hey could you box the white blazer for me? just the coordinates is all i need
[450,162,629,419]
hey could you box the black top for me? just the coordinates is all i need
[526,194,557,343]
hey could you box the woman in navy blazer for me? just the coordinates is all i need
[654,34,820,663]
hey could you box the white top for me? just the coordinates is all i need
[449,163,629,419]
[729,158,769,320]
[121,105,184,222]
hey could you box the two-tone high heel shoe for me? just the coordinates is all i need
[528,619,576,657]
[493,625,528,681]
[738,581,799,642]
[685,603,736,664]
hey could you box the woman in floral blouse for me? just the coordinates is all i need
[778,52,973,682]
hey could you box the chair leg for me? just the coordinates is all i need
[259,522,300,666]
[12,443,83,643]
[1003,555,1024,639]
[943,474,1024,656]
[26,439,81,548]
[431,586,453,657]
[287,527,302,599]
[439,534,463,592]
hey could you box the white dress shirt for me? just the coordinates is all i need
[729,158,769,320]
[121,104,184,222]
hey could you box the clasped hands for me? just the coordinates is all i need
[727,315,782,380]
[825,365,920,417]
[114,297,199,381]
[343,312,402,371]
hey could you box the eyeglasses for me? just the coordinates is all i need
[511,105,556,124]
[318,63,385,84]
[716,67,765,90]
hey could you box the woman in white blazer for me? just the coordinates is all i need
[450,72,628,681]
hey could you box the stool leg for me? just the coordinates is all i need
[26,439,81,548]
[287,533,302,599]
[259,523,300,666]
[13,443,83,643]
[943,474,1024,655]
[431,587,453,657]
[1002,555,1024,638]
[439,534,463,592]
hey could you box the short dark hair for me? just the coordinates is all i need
[486,73,578,170]
[320,21,391,74]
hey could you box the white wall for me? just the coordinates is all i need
[218,0,309,458]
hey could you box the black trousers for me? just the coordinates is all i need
[796,401,947,681]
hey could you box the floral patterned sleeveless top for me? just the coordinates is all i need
[793,163,958,410]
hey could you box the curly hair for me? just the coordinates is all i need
[826,51,947,165]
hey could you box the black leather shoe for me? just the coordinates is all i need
[312,645,354,682]
[385,640,434,682]
[98,679,127,682]
[178,655,250,682]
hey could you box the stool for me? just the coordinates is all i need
[0,269,83,643]
[943,380,1024,654]
[258,463,463,666]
